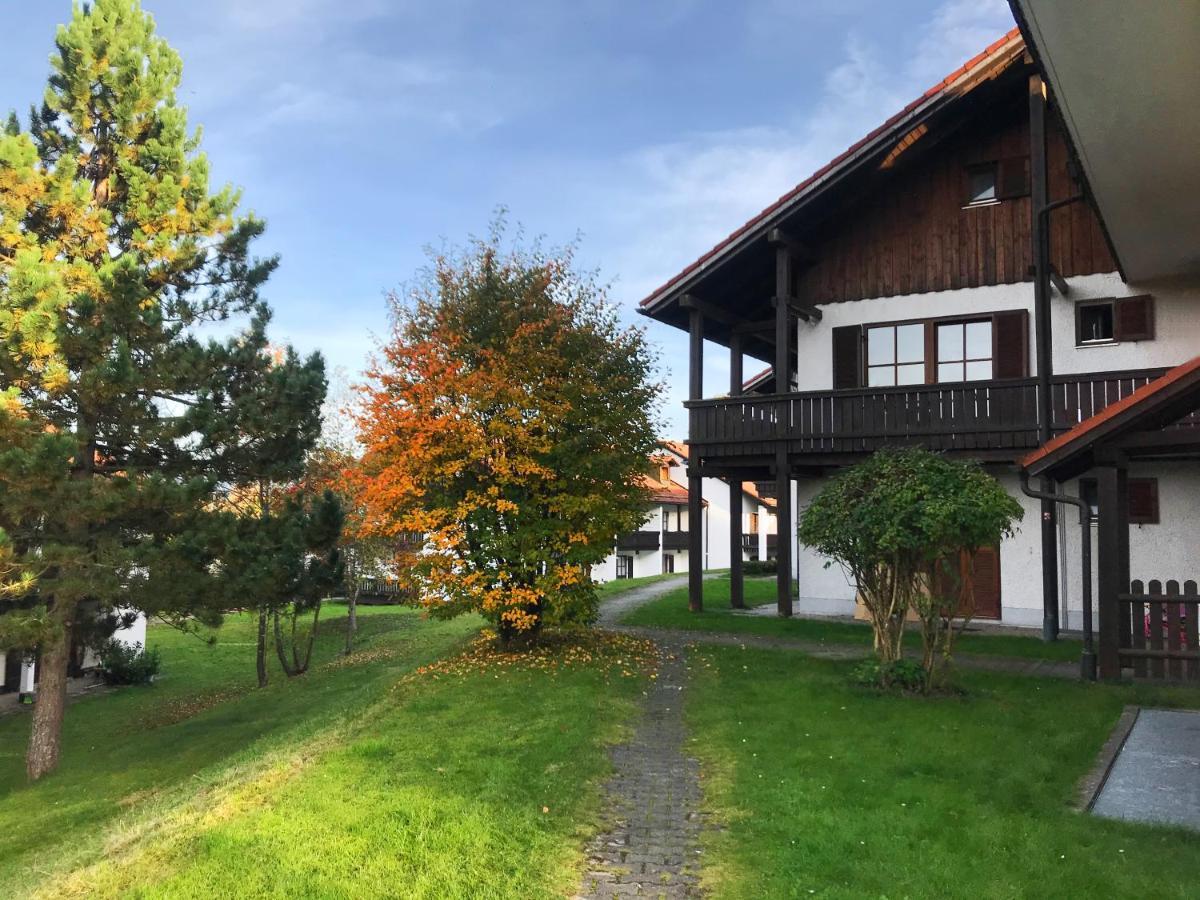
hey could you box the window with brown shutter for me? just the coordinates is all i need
[832,325,862,389]
[1075,295,1154,345]
[996,157,1030,200]
[991,310,1029,379]
[1128,478,1160,524]
[1114,295,1155,342]
[1079,476,1159,525]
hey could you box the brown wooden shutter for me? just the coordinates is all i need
[1128,478,1160,524]
[996,156,1030,200]
[1114,295,1155,342]
[832,325,862,389]
[970,546,1002,619]
[992,310,1029,379]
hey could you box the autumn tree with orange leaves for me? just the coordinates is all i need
[354,226,661,647]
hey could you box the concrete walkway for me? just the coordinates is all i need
[597,576,689,627]
[1092,709,1200,831]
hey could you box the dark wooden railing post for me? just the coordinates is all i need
[1096,460,1130,678]
[729,332,745,609]
[685,300,705,612]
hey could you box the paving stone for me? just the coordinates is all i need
[576,641,705,899]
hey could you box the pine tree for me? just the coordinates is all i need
[0,0,327,779]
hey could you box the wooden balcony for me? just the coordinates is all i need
[661,530,690,551]
[617,530,660,551]
[688,368,1199,465]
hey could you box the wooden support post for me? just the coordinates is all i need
[1096,463,1130,679]
[728,332,745,609]
[773,251,791,390]
[775,447,793,617]
[1029,72,1059,641]
[687,303,704,612]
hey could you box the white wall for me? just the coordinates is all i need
[791,461,1200,628]
[794,271,1200,393]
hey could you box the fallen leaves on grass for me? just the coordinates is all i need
[142,686,251,728]
[321,644,400,672]
[400,629,659,685]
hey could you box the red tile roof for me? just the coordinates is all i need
[638,28,1025,311]
[636,472,692,505]
[1022,355,1200,473]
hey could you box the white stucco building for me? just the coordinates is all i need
[634,21,1200,667]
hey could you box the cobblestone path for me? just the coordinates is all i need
[575,642,704,898]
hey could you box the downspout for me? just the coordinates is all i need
[1019,470,1096,680]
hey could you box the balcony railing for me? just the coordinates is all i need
[617,530,660,551]
[661,530,689,551]
[687,368,1199,459]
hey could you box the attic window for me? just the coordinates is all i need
[966,163,998,205]
[964,157,1030,207]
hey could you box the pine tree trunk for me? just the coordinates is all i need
[344,585,359,656]
[26,632,71,781]
[256,607,269,688]
[273,609,298,677]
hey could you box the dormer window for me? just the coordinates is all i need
[660,464,671,484]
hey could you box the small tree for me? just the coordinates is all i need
[354,223,661,647]
[799,448,1021,690]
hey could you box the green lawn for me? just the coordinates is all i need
[623,575,1085,662]
[0,606,651,899]
[686,645,1200,898]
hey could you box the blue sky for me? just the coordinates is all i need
[3,0,1014,436]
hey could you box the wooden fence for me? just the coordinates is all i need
[1118,580,1200,680]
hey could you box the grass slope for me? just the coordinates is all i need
[623,575,1084,662]
[686,646,1200,898]
[1,608,648,899]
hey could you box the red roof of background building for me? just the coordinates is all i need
[638,28,1025,311]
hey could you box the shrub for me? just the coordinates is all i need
[742,560,776,577]
[851,658,926,692]
[799,448,1022,691]
[96,640,161,685]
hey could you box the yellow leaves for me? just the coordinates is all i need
[400,630,659,683]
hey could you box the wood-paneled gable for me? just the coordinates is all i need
[797,99,1115,306]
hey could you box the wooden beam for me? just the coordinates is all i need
[732,318,775,335]
[766,227,814,264]
[774,448,793,617]
[770,294,823,323]
[688,306,704,402]
[1096,463,1129,678]
[729,332,743,396]
[773,249,790,392]
[679,293,738,327]
[688,469,704,612]
[729,480,745,609]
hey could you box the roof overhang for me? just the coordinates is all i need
[1012,0,1200,282]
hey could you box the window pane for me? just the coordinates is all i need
[896,324,924,364]
[965,360,992,381]
[1080,304,1114,342]
[896,363,925,386]
[937,323,963,362]
[937,362,964,383]
[968,166,996,203]
[867,366,895,387]
[866,326,894,365]
[965,321,992,359]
